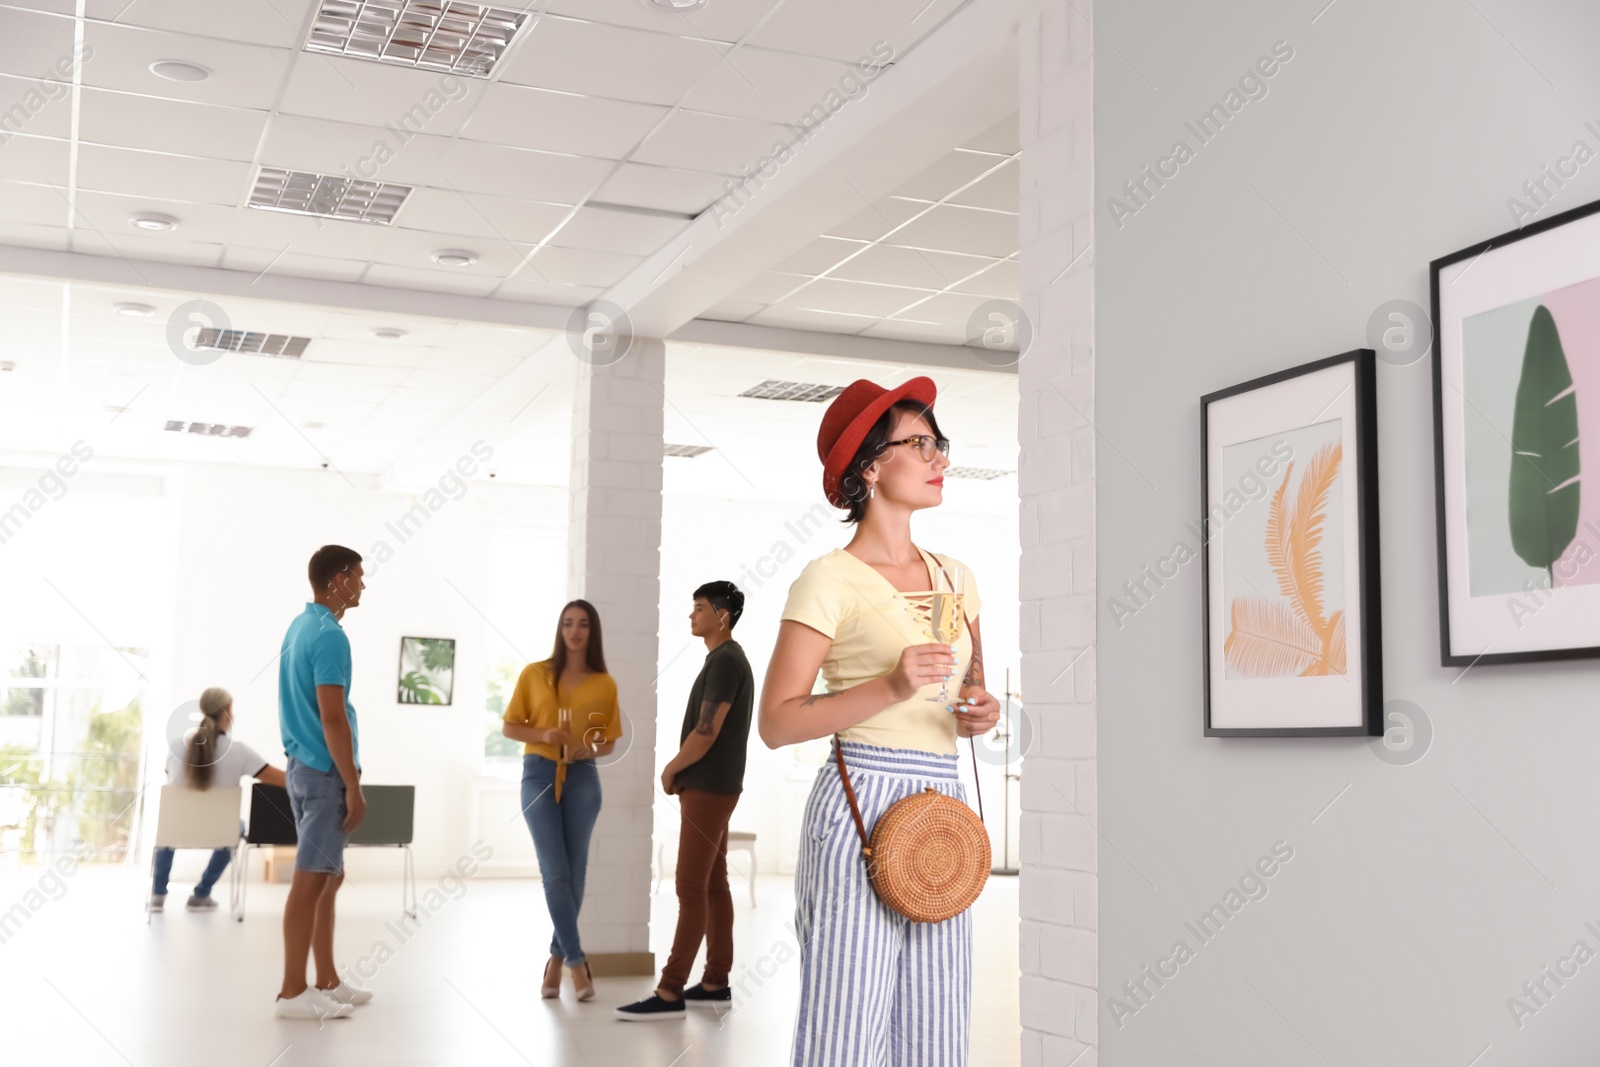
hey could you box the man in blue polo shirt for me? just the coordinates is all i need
[274,544,372,1020]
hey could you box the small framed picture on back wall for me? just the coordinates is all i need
[397,636,456,705]
[1433,197,1600,665]
[1200,350,1384,737]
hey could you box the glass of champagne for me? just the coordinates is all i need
[557,705,571,763]
[926,565,965,703]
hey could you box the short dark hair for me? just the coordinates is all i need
[694,580,745,629]
[308,545,362,590]
[837,399,946,525]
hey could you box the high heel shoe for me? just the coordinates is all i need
[541,955,563,999]
[571,961,595,1002]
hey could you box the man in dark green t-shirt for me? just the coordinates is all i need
[616,581,754,1021]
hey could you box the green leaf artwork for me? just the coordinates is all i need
[1508,304,1581,583]
[397,670,443,704]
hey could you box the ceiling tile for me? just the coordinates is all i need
[78,89,266,159]
[418,349,525,376]
[947,158,1018,212]
[80,24,293,109]
[963,114,1020,155]
[592,162,726,215]
[432,140,614,202]
[363,263,501,298]
[71,190,239,243]
[259,115,453,185]
[539,3,767,43]
[400,187,571,245]
[546,205,685,257]
[697,300,762,323]
[725,271,809,304]
[745,0,962,63]
[885,290,994,326]
[746,305,874,335]
[948,259,1020,300]
[227,207,399,259]
[0,135,69,185]
[0,219,69,250]
[278,53,482,136]
[892,150,1007,201]
[83,0,319,48]
[629,110,791,174]
[824,243,994,290]
[462,84,667,158]
[76,145,253,206]
[222,246,370,283]
[497,17,724,105]
[826,197,927,241]
[0,10,76,77]
[772,236,865,276]
[491,276,602,306]
[370,226,532,276]
[520,245,642,289]
[0,72,76,139]
[777,277,933,318]
[678,46,851,124]
[859,319,967,345]
[71,231,224,268]
[892,204,1018,258]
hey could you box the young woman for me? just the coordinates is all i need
[760,376,1002,1067]
[501,599,623,1002]
[151,687,285,912]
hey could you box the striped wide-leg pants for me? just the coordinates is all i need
[791,741,972,1067]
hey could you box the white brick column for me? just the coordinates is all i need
[567,336,664,973]
[1018,1,1097,1064]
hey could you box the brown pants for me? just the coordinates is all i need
[660,788,741,995]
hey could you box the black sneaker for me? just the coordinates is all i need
[682,983,732,1007]
[614,993,686,1022]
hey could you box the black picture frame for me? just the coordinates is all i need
[1201,350,1383,737]
[1431,196,1600,666]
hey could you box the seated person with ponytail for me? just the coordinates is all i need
[150,687,285,913]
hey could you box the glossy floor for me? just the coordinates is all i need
[0,866,1021,1066]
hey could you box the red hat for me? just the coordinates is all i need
[817,376,938,508]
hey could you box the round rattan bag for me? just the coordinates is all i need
[834,741,990,923]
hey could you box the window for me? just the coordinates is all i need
[0,643,149,862]
[479,519,567,770]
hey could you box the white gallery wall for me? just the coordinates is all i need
[1096,1,1600,1063]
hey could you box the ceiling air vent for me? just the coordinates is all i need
[664,443,713,458]
[165,421,253,438]
[944,466,1014,480]
[739,380,846,403]
[306,0,528,77]
[249,168,411,224]
[193,329,310,359]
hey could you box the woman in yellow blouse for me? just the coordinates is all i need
[501,599,623,1003]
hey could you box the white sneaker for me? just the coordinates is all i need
[274,988,354,1020]
[148,894,165,913]
[319,980,373,1006]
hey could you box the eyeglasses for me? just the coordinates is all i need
[884,434,950,462]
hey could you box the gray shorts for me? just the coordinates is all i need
[286,757,349,874]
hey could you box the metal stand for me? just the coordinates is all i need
[991,667,1020,876]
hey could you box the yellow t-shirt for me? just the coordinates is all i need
[502,662,623,800]
[780,546,984,755]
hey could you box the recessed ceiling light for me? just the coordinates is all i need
[644,0,709,10]
[113,302,156,317]
[370,327,408,340]
[249,167,411,225]
[149,60,211,82]
[431,250,477,267]
[306,0,529,77]
[129,213,178,232]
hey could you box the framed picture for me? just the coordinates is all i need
[1200,350,1383,736]
[397,637,455,705]
[1432,198,1600,665]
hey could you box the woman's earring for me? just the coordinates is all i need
[868,483,875,500]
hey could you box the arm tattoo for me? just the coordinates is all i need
[694,698,720,736]
[963,622,986,690]
[799,691,839,709]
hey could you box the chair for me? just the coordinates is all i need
[654,828,758,907]
[147,785,242,923]
[231,783,417,921]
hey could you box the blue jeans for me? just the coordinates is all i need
[286,757,349,874]
[520,755,602,965]
[152,820,243,898]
